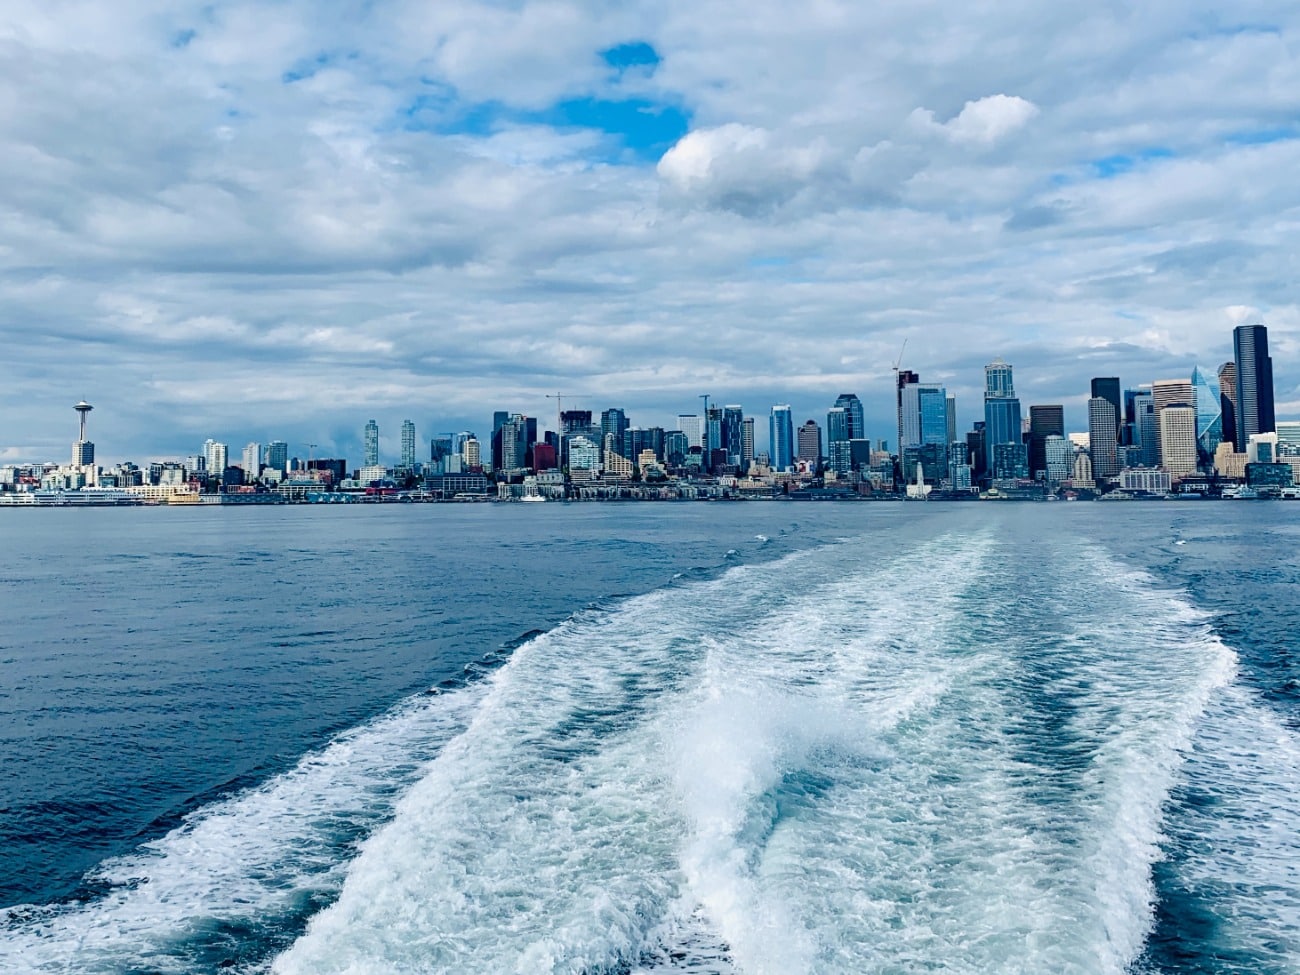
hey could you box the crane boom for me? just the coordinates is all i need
[545,393,565,437]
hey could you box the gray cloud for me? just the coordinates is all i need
[2,1,1299,463]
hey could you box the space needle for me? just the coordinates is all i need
[73,400,96,474]
[74,400,93,441]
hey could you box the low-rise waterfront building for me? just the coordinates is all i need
[1119,468,1172,494]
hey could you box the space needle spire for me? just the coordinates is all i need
[72,401,96,477]
[74,400,93,441]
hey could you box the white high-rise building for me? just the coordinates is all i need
[1276,421,1300,449]
[1044,435,1071,482]
[242,443,261,483]
[462,437,481,468]
[1159,404,1198,477]
[204,439,228,475]
[568,435,600,471]
[1151,378,1193,456]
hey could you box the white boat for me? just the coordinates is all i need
[0,489,140,507]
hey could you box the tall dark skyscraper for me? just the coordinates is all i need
[967,424,987,482]
[722,405,745,466]
[1028,405,1064,479]
[601,408,628,455]
[1090,377,1122,444]
[1233,324,1275,447]
[834,393,865,441]
[560,410,593,434]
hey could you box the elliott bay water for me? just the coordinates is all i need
[0,501,1296,974]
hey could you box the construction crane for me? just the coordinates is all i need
[545,393,566,438]
[892,340,908,457]
[892,339,908,379]
[304,443,317,467]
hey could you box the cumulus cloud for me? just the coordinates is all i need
[943,93,1040,143]
[657,124,844,214]
[1,0,1298,462]
[911,94,1040,144]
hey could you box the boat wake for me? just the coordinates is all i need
[4,519,1295,975]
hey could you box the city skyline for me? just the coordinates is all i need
[16,322,1288,474]
[3,5,1300,464]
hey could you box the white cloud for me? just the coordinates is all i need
[2,0,1300,462]
[940,93,1040,144]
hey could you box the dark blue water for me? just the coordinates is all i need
[0,503,833,909]
[0,502,1296,974]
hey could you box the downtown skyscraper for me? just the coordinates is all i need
[1233,324,1276,447]
[983,359,1023,477]
[1087,396,1119,478]
[1028,405,1064,479]
[1218,362,1238,450]
[796,420,822,464]
[1090,377,1122,445]
[769,405,794,471]
[400,420,417,469]
[828,393,864,475]
[1190,366,1222,462]
[364,420,379,467]
[898,380,948,448]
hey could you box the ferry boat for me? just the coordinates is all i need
[1222,485,1259,500]
[0,489,141,507]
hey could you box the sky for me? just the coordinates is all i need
[3,0,1300,464]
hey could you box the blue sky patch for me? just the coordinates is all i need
[283,50,357,84]
[1091,147,1174,178]
[544,97,688,156]
[602,42,661,72]
[1225,127,1297,146]
[403,90,691,163]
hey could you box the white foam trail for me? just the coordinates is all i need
[0,686,485,975]
[1059,555,1238,972]
[1148,683,1300,970]
[655,535,1236,974]
[274,530,1009,974]
[666,533,996,974]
